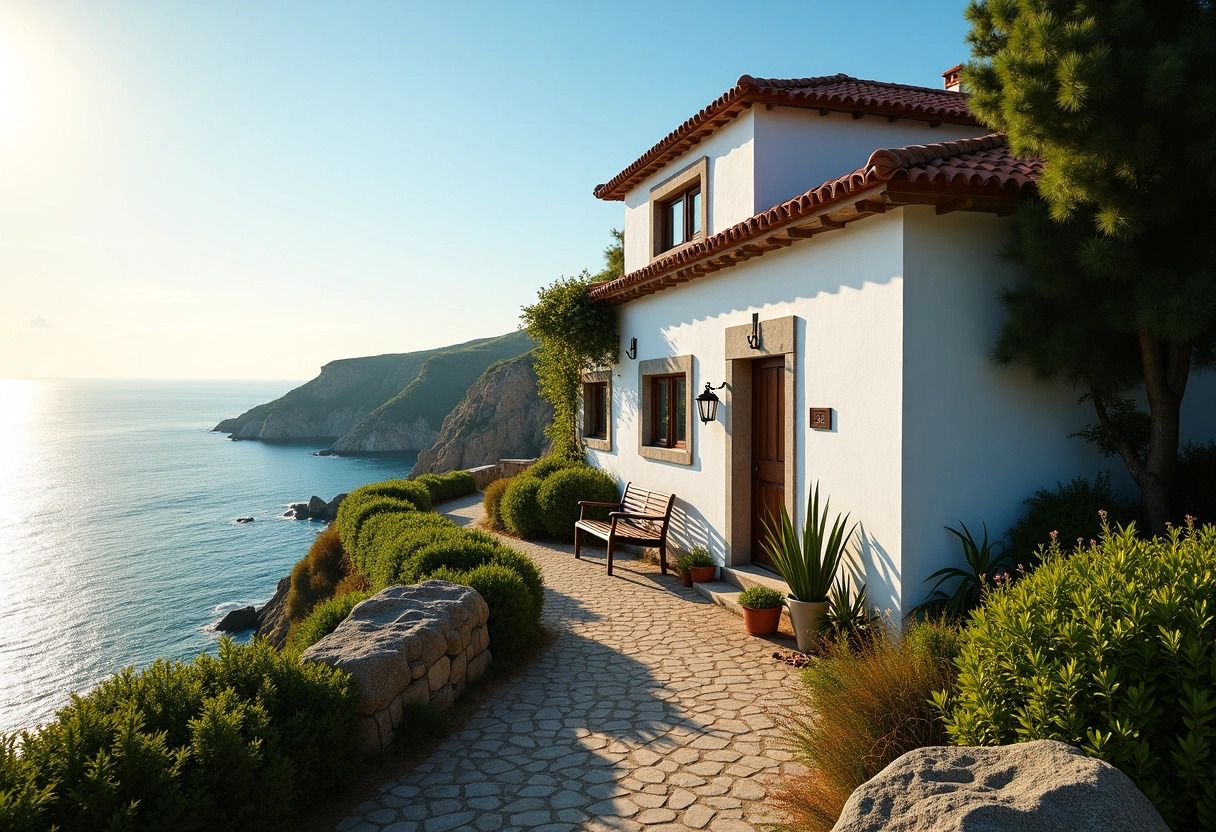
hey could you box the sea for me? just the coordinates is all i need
[0,379,417,735]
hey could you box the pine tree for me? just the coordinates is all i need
[964,0,1216,531]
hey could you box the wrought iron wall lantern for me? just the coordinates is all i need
[746,313,761,350]
[696,382,727,423]
[625,338,637,360]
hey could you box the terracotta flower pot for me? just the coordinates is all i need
[689,565,716,584]
[679,569,693,587]
[741,605,781,635]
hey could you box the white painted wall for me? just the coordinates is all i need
[588,213,908,615]
[899,207,1216,611]
[622,112,756,274]
[752,108,981,214]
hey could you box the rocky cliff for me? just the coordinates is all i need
[214,331,534,452]
[412,353,552,475]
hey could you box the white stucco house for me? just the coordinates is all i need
[580,71,1216,618]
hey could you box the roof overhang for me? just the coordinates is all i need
[593,74,979,202]
[588,134,1042,307]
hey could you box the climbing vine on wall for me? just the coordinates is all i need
[521,231,622,461]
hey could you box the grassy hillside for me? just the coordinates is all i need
[213,332,534,442]
[329,331,535,451]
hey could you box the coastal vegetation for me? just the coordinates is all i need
[774,620,960,831]
[941,519,1216,830]
[0,639,357,831]
[495,455,617,542]
[521,230,622,461]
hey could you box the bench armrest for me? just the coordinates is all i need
[579,499,620,521]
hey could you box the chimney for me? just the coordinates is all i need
[942,64,963,93]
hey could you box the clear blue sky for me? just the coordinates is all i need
[0,1,974,379]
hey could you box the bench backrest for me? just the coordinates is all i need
[621,482,675,525]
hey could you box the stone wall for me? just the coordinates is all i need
[300,581,491,753]
[464,458,538,489]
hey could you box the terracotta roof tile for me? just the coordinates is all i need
[588,134,1043,305]
[593,74,979,201]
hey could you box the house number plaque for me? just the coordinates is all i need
[809,407,832,430]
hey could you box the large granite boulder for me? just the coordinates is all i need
[300,581,492,752]
[832,740,1168,832]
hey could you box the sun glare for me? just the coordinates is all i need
[0,32,29,136]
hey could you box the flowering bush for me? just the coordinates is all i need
[941,518,1216,829]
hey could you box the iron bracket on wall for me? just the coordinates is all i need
[746,313,762,350]
[625,338,637,360]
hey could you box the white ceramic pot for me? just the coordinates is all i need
[786,598,829,653]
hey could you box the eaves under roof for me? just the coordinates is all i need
[593,74,979,202]
[588,134,1043,307]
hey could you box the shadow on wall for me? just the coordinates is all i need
[667,498,726,564]
[854,522,901,621]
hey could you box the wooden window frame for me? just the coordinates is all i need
[649,157,709,261]
[581,369,612,451]
[638,355,694,465]
[648,374,688,449]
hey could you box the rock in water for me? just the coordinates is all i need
[325,493,347,522]
[307,495,327,517]
[216,606,257,632]
[832,740,1168,832]
[255,577,291,648]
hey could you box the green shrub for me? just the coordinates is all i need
[483,477,511,529]
[287,590,372,654]
[677,548,714,570]
[335,494,417,553]
[1004,472,1137,566]
[351,478,432,513]
[401,538,501,584]
[355,511,462,589]
[430,563,537,657]
[416,471,478,504]
[739,585,784,609]
[536,466,618,542]
[0,639,357,832]
[500,476,547,539]
[1178,441,1216,525]
[774,621,959,831]
[941,521,1216,829]
[286,527,348,623]
[490,546,545,621]
[528,454,583,480]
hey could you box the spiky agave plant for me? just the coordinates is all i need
[763,482,857,602]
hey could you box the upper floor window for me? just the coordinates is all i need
[649,157,709,261]
[660,186,702,251]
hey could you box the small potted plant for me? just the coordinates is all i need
[675,552,695,586]
[738,586,784,635]
[679,548,716,584]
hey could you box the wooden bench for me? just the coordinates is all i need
[574,482,676,577]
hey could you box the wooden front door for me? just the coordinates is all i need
[751,357,785,569]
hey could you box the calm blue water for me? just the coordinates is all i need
[0,379,416,734]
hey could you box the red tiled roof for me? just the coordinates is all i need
[588,134,1043,305]
[593,74,979,201]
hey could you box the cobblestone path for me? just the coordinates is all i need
[339,495,803,832]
